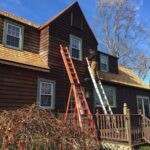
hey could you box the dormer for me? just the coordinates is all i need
[0,10,40,53]
[99,51,118,74]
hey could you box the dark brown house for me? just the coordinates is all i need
[0,2,149,119]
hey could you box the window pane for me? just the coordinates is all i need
[101,64,107,71]
[70,36,82,59]
[101,55,107,64]
[72,48,79,58]
[94,86,115,107]
[40,82,52,94]
[6,35,19,48]
[100,55,108,71]
[6,23,21,48]
[41,95,51,107]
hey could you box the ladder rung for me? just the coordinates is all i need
[60,46,95,132]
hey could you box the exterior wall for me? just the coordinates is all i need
[0,64,51,110]
[0,15,40,53]
[46,4,98,112]
[94,81,150,114]
[40,26,49,62]
[48,3,98,50]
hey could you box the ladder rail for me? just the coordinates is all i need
[98,81,113,114]
[63,45,80,84]
[86,57,113,115]
[60,45,95,132]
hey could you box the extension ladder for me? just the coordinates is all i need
[60,45,95,132]
[86,57,113,115]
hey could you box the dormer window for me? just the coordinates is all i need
[100,54,109,72]
[3,20,24,50]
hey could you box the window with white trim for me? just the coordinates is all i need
[137,96,150,118]
[38,79,55,109]
[100,54,109,72]
[3,20,23,49]
[70,35,82,60]
[94,85,116,107]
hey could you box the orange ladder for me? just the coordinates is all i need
[60,45,95,132]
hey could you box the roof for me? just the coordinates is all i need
[98,65,150,90]
[0,44,49,72]
[39,2,98,44]
[0,2,98,44]
[40,2,77,29]
[0,10,39,28]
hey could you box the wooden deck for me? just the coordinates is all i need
[95,108,150,149]
[57,104,150,149]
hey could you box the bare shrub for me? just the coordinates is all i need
[0,104,99,150]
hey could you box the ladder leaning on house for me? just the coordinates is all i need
[86,57,113,115]
[60,45,95,132]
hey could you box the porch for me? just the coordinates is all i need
[95,103,150,149]
[58,103,150,150]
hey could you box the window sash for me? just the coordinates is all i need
[94,85,116,107]
[70,35,82,60]
[7,23,21,38]
[38,79,55,109]
[100,55,109,72]
[3,20,23,50]
[137,96,150,117]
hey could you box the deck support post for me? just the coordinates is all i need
[127,108,132,148]
[123,103,128,138]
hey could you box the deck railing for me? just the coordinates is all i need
[141,115,150,144]
[95,106,150,146]
[57,104,150,146]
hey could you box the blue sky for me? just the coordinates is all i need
[0,0,150,83]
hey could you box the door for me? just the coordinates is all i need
[137,96,150,118]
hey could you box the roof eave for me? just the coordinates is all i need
[100,79,150,91]
[0,59,50,72]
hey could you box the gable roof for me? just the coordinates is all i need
[0,10,39,28]
[0,2,98,44]
[98,65,150,90]
[0,44,49,72]
[40,2,98,44]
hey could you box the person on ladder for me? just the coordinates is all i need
[88,49,99,80]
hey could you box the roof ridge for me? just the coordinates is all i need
[0,9,39,28]
[40,1,77,29]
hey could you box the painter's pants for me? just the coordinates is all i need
[89,61,98,78]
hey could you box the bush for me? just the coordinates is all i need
[0,104,99,150]
[139,146,150,150]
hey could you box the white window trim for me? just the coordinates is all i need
[70,34,82,61]
[100,54,109,72]
[137,95,150,116]
[3,19,24,50]
[37,78,56,110]
[94,85,116,108]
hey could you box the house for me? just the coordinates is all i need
[0,2,149,118]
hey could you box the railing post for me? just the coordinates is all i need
[95,109,100,139]
[95,109,99,129]
[127,108,132,148]
[123,103,128,139]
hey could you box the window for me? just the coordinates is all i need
[70,35,82,60]
[3,20,24,50]
[38,79,55,109]
[100,54,109,72]
[137,96,150,118]
[94,85,116,107]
